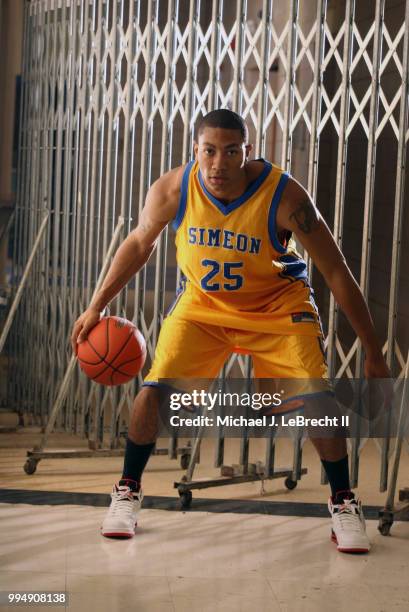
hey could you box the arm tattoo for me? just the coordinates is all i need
[289,200,319,234]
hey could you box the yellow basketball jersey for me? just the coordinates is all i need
[170,160,322,336]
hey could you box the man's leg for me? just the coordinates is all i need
[121,386,161,485]
[101,387,159,539]
[249,332,370,553]
[309,426,370,553]
[303,396,351,500]
[102,317,231,539]
[310,437,350,499]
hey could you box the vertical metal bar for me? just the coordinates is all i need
[152,0,176,348]
[25,0,42,418]
[135,0,155,332]
[101,0,118,260]
[181,0,198,163]
[281,0,299,171]
[214,366,227,467]
[137,0,155,213]
[102,0,120,447]
[29,0,45,418]
[73,0,91,437]
[85,1,103,306]
[326,0,355,377]
[255,0,272,158]
[232,0,246,114]
[381,0,409,491]
[207,0,221,111]
[350,0,384,488]
[119,0,136,225]
[306,0,326,280]
[37,0,52,422]
[383,352,409,511]
[18,0,33,415]
[114,0,136,324]
[239,360,252,470]
[386,7,409,368]
[66,0,82,430]
[72,0,89,314]
[264,428,276,478]
[59,0,80,431]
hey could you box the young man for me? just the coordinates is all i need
[71,109,390,552]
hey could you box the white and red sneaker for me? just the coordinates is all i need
[328,492,370,553]
[101,479,143,538]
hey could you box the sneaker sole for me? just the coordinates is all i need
[331,531,370,553]
[101,522,137,539]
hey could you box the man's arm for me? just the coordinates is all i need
[276,176,390,378]
[70,165,184,352]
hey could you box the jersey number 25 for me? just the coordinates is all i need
[200,259,243,291]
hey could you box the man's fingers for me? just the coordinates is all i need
[71,320,84,353]
[71,314,100,354]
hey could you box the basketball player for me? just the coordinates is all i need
[71,109,390,553]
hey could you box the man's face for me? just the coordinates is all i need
[194,127,252,198]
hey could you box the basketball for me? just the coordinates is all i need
[76,316,146,386]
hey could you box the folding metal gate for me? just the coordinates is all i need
[8,0,409,489]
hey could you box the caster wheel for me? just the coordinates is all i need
[179,490,192,509]
[284,477,297,490]
[378,520,392,536]
[24,458,38,475]
[180,453,190,470]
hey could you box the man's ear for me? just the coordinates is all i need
[193,141,199,159]
[245,143,253,159]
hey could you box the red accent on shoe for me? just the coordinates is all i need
[101,522,138,539]
[119,478,141,492]
[102,532,134,539]
[331,530,369,553]
[332,489,354,503]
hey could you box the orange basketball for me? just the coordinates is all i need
[76,316,146,386]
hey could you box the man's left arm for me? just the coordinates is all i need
[276,176,390,378]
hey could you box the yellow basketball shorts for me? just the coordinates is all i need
[143,315,332,411]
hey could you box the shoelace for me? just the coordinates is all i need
[109,487,138,518]
[332,499,363,532]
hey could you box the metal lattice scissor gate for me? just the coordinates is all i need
[8,0,409,488]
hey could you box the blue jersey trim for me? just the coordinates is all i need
[198,160,272,215]
[268,172,290,254]
[172,161,195,231]
[166,273,187,316]
[278,253,309,285]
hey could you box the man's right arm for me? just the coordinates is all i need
[70,165,184,352]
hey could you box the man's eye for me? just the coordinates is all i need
[205,149,214,155]
[228,150,238,155]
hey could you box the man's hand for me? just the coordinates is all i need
[71,306,104,354]
[364,353,393,422]
[364,353,391,379]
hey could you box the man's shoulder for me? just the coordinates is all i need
[157,164,186,190]
[149,164,189,207]
[245,159,286,182]
[245,159,266,181]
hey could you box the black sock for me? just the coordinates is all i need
[122,439,155,485]
[321,455,351,500]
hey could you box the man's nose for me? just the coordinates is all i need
[211,152,227,169]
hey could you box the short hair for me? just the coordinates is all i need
[195,109,248,142]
